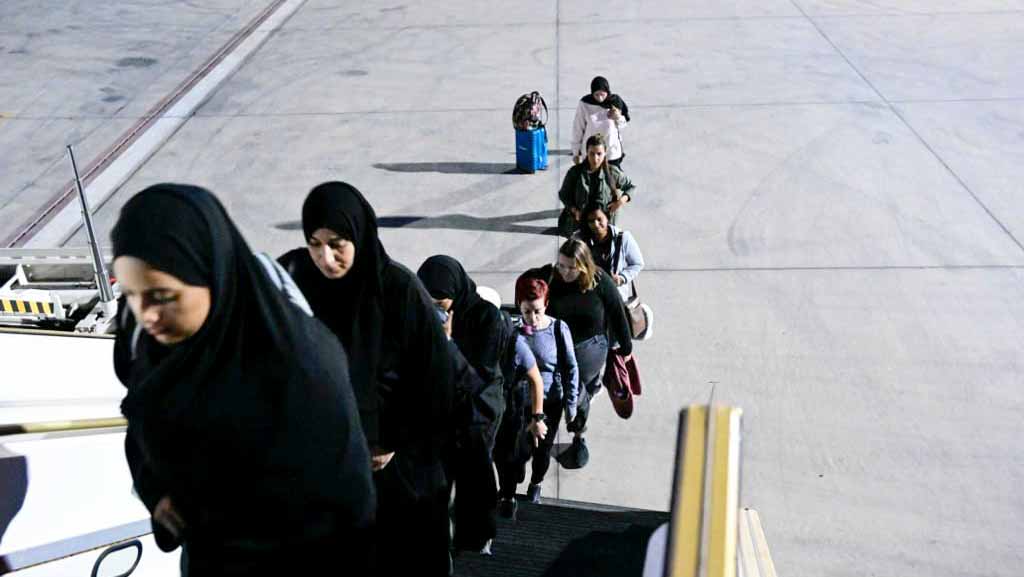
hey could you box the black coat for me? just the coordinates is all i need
[525,264,632,357]
[111,185,374,574]
[281,251,471,465]
[285,185,498,556]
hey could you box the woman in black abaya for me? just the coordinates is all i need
[416,255,505,432]
[111,184,374,576]
[279,182,488,576]
[417,255,506,551]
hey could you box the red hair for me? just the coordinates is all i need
[515,275,549,306]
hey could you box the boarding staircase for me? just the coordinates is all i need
[1,379,775,577]
[0,245,776,577]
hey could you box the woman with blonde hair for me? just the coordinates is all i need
[520,239,632,471]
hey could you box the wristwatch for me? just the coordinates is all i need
[531,413,546,423]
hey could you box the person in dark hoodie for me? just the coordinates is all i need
[571,75,631,167]
[416,254,505,553]
[417,255,504,422]
[278,181,488,576]
[521,239,632,472]
[111,184,374,576]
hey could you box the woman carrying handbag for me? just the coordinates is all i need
[575,202,650,418]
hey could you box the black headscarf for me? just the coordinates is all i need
[282,181,391,445]
[112,183,372,537]
[581,76,631,122]
[416,255,482,321]
[581,76,609,107]
[112,184,290,444]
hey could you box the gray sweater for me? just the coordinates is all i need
[519,317,580,413]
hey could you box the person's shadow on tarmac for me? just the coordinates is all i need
[371,151,573,175]
[275,209,562,237]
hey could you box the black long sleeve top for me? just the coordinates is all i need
[535,265,633,356]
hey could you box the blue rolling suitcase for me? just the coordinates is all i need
[515,127,548,173]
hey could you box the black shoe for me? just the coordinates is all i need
[556,436,590,470]
[527,484,542,504]
[498,497,518,519]
[572,437,590,469]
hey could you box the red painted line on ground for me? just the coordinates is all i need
[3,0,288,248]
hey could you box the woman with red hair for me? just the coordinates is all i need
[494,276,580,513]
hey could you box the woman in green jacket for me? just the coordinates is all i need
[558,133,636,237]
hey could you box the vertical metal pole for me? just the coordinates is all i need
[68,145,115,303]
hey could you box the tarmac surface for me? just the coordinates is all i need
[3,1,1024,576]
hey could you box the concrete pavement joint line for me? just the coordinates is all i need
[889,96,1024,104]
[812,10,1024,19]
[789,0,1024,256]
[664,264,1024,272]
[270,14,810,33]
[184,100,885,117]
[572,10,1024,22]
[245,10,1024,33]
[552,0,563,503]
[10,95,1024,123]
[21,0,308,249]
[462,264,1024,275]
[5,0,295,247]
[887,104,1024,254]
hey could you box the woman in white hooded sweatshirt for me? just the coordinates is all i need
[571,76,630,167]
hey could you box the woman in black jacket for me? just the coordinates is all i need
[111,184,374,575]
[524,239,632,470]
[417,255,505,426]
[278,181,486,576]
[416,254,505,552]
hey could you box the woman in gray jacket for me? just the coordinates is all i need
[575,202,645,302]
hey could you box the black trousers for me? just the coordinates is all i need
[495,396,565,497]
[529,396,566,486]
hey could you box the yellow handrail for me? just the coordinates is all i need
[665,405,743,577]
[0,417,126,437]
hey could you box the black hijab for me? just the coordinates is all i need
[581,76,631,122]
[112,184,370,520]
[581,75,608,107]
[416,255,482,321]
[112,183,291,440]
[283,181,391,445]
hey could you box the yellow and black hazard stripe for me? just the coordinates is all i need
[0,298,55,316]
